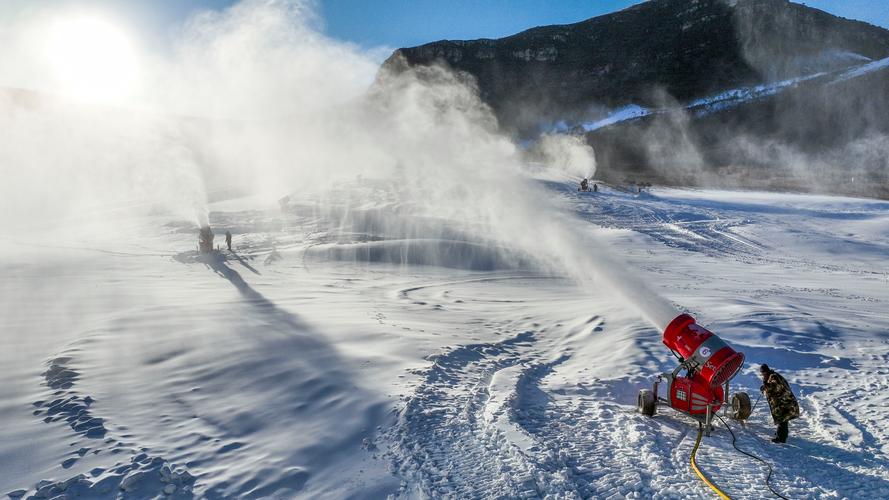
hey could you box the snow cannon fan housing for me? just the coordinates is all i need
[666,375,724,415]
[662,314,744,389]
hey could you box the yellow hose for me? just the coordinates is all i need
[690,425,732,500]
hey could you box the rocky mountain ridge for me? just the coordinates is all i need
[383,0,889,129]
[382,0,889,198]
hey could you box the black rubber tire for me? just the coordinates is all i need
[732,392,752,420]
[638,389,656,417]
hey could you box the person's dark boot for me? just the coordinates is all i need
[776,421,789,443]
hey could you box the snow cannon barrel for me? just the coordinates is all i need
[663,314,744,389]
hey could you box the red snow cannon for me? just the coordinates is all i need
[637,314,751,434]
[662,314,744,390]
[665,373,724,415]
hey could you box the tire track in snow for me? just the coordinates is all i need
[385,275,852,498]
[385,330,546,498]
[504,315,702,497]
[510,357,714,498]
[384,312,704,498]
[385,306,778,499]
[567,189,760,260]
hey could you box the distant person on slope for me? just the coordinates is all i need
[593,183,598,192]
[225,230,232,252]
[760,364,800,443]
[580,178,589,192]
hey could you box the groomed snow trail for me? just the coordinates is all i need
[387,329,545,498]
[3,185,889,498]
[382,184,889,499]
[382,305,775,499]
[382,274,707,499]
[380,277,565,497]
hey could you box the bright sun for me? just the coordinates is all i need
[43,15,141,104]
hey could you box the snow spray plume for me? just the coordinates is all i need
[0,9,209,234]
[169,0,676,328]
[0,93,210,233]
[574,2,889,199]
[623,73,889,198]
[363,59,676,328]
[633,0,889,198]
[725,0,889,198]
[0,0,678,330]
[530,133,597,180]
[640,90,709,187]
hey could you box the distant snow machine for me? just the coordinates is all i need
[198,226,214,254]
[638,314,752,433]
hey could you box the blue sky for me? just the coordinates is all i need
[2,0,888,51]
[318,0,889,49]
[318,0,646,48]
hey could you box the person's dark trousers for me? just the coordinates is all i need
[776,421,789,443]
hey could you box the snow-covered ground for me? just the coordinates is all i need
[2,180,889,499]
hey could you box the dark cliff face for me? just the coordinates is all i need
[382,0,889,135]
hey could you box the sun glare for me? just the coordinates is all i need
[43,15,141,105]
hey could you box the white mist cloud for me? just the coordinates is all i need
[532,133,597,180]
[0,0,677,330]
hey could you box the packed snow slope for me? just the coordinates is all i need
[2,180,888,499]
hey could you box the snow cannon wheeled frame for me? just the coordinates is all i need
[638,314,751,434]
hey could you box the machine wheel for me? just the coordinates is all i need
[638,389,656,417]
[732,392,752,420]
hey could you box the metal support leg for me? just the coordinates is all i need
[723,381,730,416]
[705,404,713,437]
[653,379,660,408]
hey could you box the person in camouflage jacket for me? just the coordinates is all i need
[760,364,800,443]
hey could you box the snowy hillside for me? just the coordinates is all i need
[2,180,888,498]
[561,54,889,134]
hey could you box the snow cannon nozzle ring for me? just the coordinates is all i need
[662,314,745,389]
